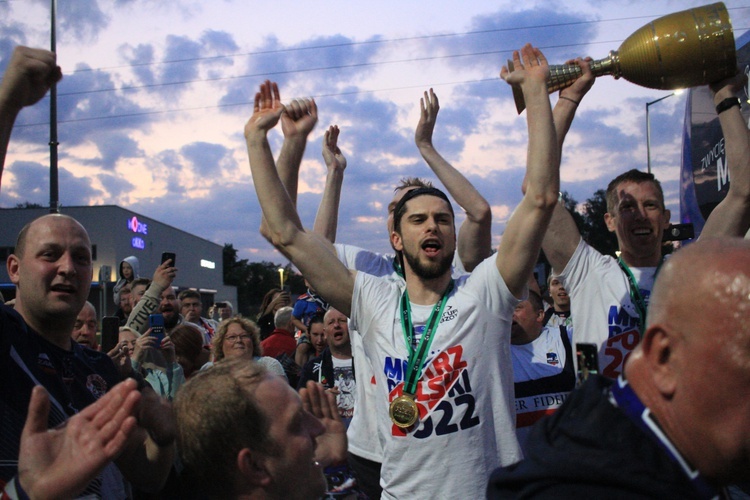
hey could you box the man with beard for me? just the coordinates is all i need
[510,290,574,454]
[245,42,559,498]
[125,261,178,335]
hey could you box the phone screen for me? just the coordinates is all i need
[161,252,176,267]
[101,316,120,353]
[149,313,166,344]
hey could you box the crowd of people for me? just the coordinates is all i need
[0,39,749,500]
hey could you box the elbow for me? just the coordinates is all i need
[467,202,492,225]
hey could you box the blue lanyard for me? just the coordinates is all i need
[610,376,725,500]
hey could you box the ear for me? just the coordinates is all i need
[390,230,403,252]
[604,212,616,233]
[535,309,545,325]
[662,208,671,228]
[237,448,271,488]
[639,325,677,398]
[7,254,20,285]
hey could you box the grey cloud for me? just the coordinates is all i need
[98,172,135,199]
[180,142,231,176]
[58,0,109,44]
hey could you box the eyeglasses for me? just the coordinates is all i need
[225,334,251,343]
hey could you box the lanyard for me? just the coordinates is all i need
[610,376,724,500]
[616,257,659,335]
[398,280,454,395]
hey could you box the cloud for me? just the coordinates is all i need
[58,0,110,44]
[180,142,232,177]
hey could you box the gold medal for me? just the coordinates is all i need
[389,394,419,428]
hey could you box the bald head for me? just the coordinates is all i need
[626,237,750,485]
[8,214,92,348]
[15,214,90,259]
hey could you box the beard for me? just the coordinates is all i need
[401,247,453,281]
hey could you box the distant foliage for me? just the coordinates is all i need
[222,244,305,316]
[561,189,618,258]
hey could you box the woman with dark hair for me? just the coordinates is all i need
[203,316,286,380]
[169,323,208,378]
[256,288,291,339]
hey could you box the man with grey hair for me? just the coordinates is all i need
[260,306,297,359]
[489,237,750,497]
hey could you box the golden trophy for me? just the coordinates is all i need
[511,2,736,113]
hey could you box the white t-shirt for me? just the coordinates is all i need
[350,255,522,499]
[511,324,573,454]
[559,239,657,378]
[334,243,469,463]
[331,355,355,426]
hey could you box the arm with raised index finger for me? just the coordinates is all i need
[246,81,355,317]
[497,44,560,297]
[415,88,492,272]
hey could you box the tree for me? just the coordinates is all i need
[580,189,618,258]
[222,244,305,316]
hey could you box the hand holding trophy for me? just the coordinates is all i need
[510,2,736,113]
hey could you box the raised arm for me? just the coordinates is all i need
[537,57,596,274]
[313,125,347,242]
[245,81,354,316]
[700,72,750,238]
[0,46,61,191]
[497,44,559,297]
[415,89,492,271]
[259,95,318,242]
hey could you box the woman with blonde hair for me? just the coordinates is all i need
[204,316,286,380]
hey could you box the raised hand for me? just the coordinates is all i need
[281,97,318,138]
[559,57,595,104]
[415,88,439,149]
[152,259,177,291]
[322,125,346,171]
[300,380,347,466]
[244,80,285,137]
[18,381,140,499]
[500,43,550,88]
[0,46,62,114]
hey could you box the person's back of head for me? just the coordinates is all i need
[175,358,271,499]
[625,237,750,485]
[169,323,205,377]
[274,306,293,330]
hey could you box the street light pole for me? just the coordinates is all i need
[646,91,681,174]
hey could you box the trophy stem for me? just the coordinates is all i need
[512,51,621,114]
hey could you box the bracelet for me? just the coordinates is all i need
[559,96,580,106]
[715,97,741,115]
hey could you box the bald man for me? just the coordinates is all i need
[488,238,750,497]
[72,301,99,350]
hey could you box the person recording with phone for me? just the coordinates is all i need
[129,314,186,401]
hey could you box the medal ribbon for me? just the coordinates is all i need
[617,256,659,335]
[398,280,454,396]
[611,376,725,500]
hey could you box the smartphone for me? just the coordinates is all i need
[662,223,694,242]
[214,301,227,309]
[161,252,176,267]
[576,343,599,385]
[149,313,166,345]
[101,316,121,353]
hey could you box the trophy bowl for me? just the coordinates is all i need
[511,2,736,113]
